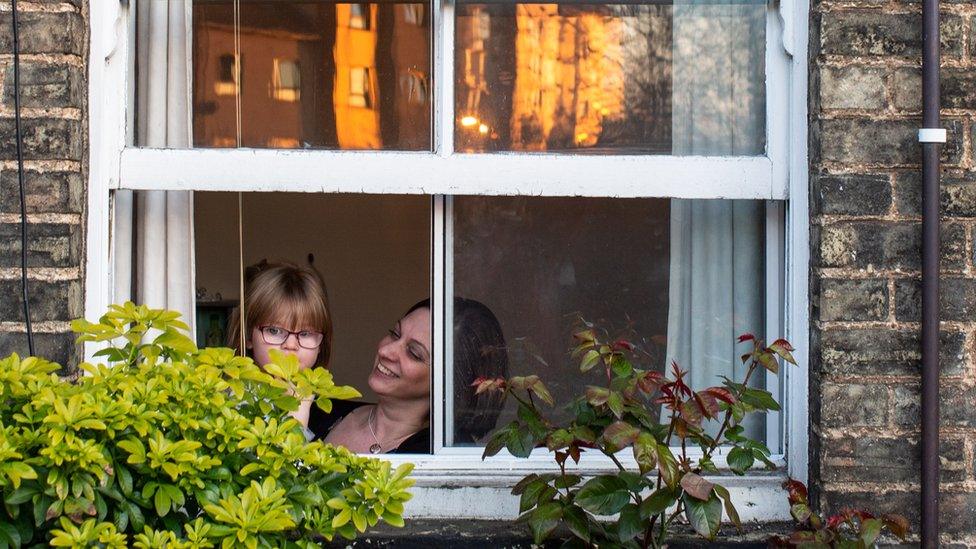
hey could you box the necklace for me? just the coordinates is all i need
[366,406,413,454]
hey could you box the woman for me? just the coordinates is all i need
[227,259,333,430]
[309,297,507,453]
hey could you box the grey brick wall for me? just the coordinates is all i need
[811,0,976,544]
[0,0,87,369]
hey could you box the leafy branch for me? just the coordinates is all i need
[476,323,797,548]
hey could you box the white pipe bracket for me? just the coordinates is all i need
[918,128,947,143]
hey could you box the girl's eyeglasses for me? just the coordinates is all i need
[258,326,324,349]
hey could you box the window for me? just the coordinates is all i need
[348,67,373,108]
[272,59,301,102]
[90,0,808,519]
[349,3,372,30]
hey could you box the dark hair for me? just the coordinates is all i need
[400,298,508,442]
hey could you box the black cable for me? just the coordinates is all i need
[11,0,35,355]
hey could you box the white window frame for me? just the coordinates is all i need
[87,0,809,521]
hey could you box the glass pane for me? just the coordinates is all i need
[179,1,431,150]
[454,2,765,154]
[194,192,433,452]
[450,196,770,446]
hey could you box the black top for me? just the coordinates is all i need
[308,399,431,454]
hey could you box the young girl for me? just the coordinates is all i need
[227,260,334,429]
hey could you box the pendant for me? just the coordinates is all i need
[369,443,382,454]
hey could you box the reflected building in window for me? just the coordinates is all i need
[455,3,673,153]
[192,1,430,151]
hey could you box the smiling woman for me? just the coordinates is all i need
[310,301,433,454]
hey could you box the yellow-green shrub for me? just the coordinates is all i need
[0,303,413,548]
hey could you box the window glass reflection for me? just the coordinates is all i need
[451,197,769,446]
[454,3,765,154]
[191,1,431,150]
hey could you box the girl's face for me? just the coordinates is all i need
[368,307,431,402]
[248,312,322,370]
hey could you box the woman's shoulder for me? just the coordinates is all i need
[308,399,368,440]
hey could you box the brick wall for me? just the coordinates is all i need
[811,0,976,544]
[0,0,87,369]
[4,0,976,543]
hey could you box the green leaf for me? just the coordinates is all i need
[639,488,675,520]
[633,432,657,475]
[860,518,882,547]
[0,523,20,549]
[790,503,812,523]
[153,329,197,355]
[483,428,509,459]
[655,444,679,489]
[528,502,563,545]
[616,503,642,542]
[610,356,633,378]
[561,504,591,543]
[127,501,145,532]
[607,391,625,419]
[740,387,781,411]
[713,484,741,530]
[727,447,755,475]
[575,476,630,516]
[154,489,171,517]
[553,475,582,489]
[117,467,133,497]
[520,479,553,513]
[682,491,722,540]
[4,486,37,505]
[757,351,779,374]
[512,474,541,496]
[506,424,537,458]
[518,403,548,439]
[580,350,601,372]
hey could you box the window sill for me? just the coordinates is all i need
[322,519,794,548]
[386,460,791,521]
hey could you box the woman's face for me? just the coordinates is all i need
[368,307,431,402]
[248,313,321,370]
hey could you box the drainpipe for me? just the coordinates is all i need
[919,0,943,546]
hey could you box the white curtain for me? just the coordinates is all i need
[666,1,765,436]
[114,0,195,331]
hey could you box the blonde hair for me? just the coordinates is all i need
[227,260,333,367]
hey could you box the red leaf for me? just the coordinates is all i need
[882,514,910,540]
[472,377,506,395]
[738,333,756,343]
[781,478,808,505]
[612,339,635,351]
[701,387,735,405]
[768,339,797,366]
[602,421,640,450]
[825,511,850,530]
[680,473,715,501]
[693,392,720,419]
[769,338,794,351]
[637,371,665,394]
[680,398,705,426]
